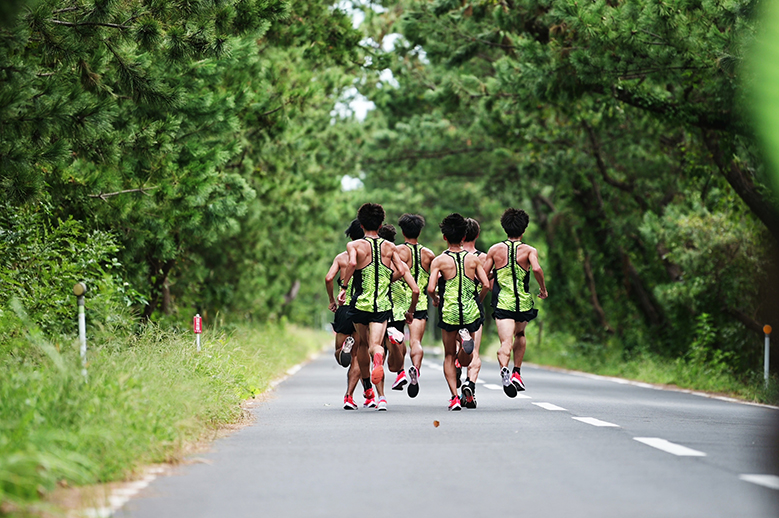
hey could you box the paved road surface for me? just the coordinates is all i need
[116,352,779,517]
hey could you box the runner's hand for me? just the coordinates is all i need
[337,288,346,305]
[539,288,548,299]
[430,294,439,307]
[405,311,413,324]
[328,301,338,313]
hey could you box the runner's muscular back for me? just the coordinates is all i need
[433,251,488,285]
[397,241,435,272]
[485,241,540,273]
[347,237,396,271]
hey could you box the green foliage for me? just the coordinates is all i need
[353,0,776,378]
[0,201,139,339]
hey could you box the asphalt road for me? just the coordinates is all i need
[115,350,779,518]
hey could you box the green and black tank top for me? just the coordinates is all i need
[437,250,481,326]
[404,243,430,312]
[350,237,393,313]
[492,240,534,313]
[390,279,409,322]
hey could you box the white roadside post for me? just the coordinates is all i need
[73,282,88,379]
[764,325,772,388]
[194,314,202,352]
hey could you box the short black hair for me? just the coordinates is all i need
[357,203,385,231]
[377,224,397,243]
[464,218,480,242]
[345,219,364,241]
[398,213,425,239]
[500,208,529,238]
[439,213,467,244]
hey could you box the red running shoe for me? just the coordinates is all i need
[371,352,385,385]
[391,369,407,390]
[448,395,462,411]
[363,388,376,408]
[511,371,526,391]
[343,395,357,410]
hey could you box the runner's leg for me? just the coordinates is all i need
[513,321,528,368]
[467,324,483,382]
[495,318,516,368]
[368,320,389,397]
[442,329,460,397]
[408,318,426,371]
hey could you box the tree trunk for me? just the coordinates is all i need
[702,130,779,244]
[142,258,176,320]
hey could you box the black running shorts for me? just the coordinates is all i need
[492,307,538,322]
[437,318,483,334]
[388,320,405,333]
[331,305,355,335]
[349,308,392,325]
[413,309,428,321]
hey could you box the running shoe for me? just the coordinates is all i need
[343,395,357,410]
[448,395,462,411]
[339,336,354,367]
[501,366,518,398]
[407,365,420,398]
[461,384,475,408]
[377,396,388,411]
[363,388,377,408]
[511,371,526,391]
[455,359,462,389]
[458,328,475,355]
[371,352,385,385]
[391,369,407,390]
[386,326,404,346]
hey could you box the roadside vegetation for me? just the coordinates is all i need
[0,306,325,515]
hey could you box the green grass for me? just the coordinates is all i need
[483,327,779,405]
[0,316,327,515]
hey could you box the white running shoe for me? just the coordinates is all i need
[377,397,388,411]
[387,327,404,346]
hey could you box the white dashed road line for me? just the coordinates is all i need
[738,474,779,490]
[572,417,620,427]
[532,402,567,411]
[634,437,706,457]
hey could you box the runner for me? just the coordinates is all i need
[482,208,548,398]
[459,217,486,408]
[376,224,411,393]
[395,214,435,398]
[339,203,419,411]
[324,219,372,409]
[428,213,490,411]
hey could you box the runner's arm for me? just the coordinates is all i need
[528,248,548,299]
[338,242,358,305]
[401,267,420,324]
[427,258,441,307]
[324,257,341,312]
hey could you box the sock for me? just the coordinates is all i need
[513,367,521,374]
[470,380,476,391]
[362,378,371,391]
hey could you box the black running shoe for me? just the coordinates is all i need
[461,384,475,408]
[501,367,518,398]
[407,365,420,398]
[339,336,354,367]
[458,328,474,355]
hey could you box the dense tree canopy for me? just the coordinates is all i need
[2,0,777,377]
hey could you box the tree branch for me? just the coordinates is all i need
[50,19,130,30]
[88,186,158,201]
[362,147,489,165]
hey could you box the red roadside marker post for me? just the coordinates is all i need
[194,314,203,352]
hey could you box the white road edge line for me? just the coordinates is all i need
[572,417,620,427]
[738,474,779,490]
[533,402,567,411]
[634,437,706,457]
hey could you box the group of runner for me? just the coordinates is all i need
[325,203,548,411]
